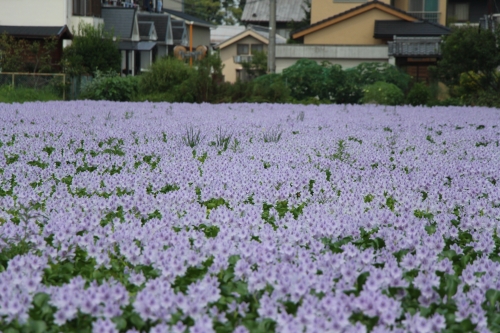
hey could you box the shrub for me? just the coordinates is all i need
[347,62,411,92]
[79,70,138,102]
[62,23,121,76]
[361,81,404,106]
[139,57,195,95]
[250,74,290,103]
[282,59,362,104]
[406,82,431,106]
[282,59,325,101]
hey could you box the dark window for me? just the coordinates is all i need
[237,44,249,55]
[74,0,101,17]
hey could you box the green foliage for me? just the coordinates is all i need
[347,62,411,92]
[0,85,62,103]
[406,82,432,106]
[249,74,290,103]
[361,81,404,106]
[287,0,311,43]
[0,33,57,73]
[62,23,121,76]
[437,26,500,92]
[139,57,195,96]
[241,51,267,79]
[183,0,244,25]
[79,70,138,102]
[282,59,362,104]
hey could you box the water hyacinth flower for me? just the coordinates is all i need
[0,101,499,332]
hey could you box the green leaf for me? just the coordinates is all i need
[28,319,47,333]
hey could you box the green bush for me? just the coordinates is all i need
[139,57,195,96]
[406,82,431,106]
[79,70,138,102]
[282,59,362,104]
[62,23,121,76]
[249,74,290,103]
[347,62,411,92]
[361,81,404,106]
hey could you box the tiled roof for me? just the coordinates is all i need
[241,0,306,23]
[374,20,451,38]
[0,25,72,39]
[102,7,137,39]
[138,21,155,38]
[138,13,170,43]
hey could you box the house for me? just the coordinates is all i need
[241,0,307,38]
[137,13,174,56]
[0,26,73,72]
[102,7,166,75]
[163,8,214,48]
[215,26,287,83]
[291,0,451,82]
[447,0,500,25]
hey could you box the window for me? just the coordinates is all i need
[408,0,439,22]
[447,3,469,22]
[409,0,438,12]
[237,44,249,55]
[251,44,263,54]
[74,0,101,16]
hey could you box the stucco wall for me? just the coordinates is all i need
[310,0,392,24]
[0,0,67,26]
[310,0,447,26]
[219,35,267,83]
[304,9,402,45]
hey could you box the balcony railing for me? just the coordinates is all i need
[408,11,440,23]
[233,55,253,64]
[388,37,442,57]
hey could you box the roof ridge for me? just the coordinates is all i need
[291,0,421,38]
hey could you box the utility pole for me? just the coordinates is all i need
[268,0,276,73]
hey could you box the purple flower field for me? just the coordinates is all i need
[0,101,500,333]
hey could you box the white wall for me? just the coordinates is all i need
[0,0,67,26]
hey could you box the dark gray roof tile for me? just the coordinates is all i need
[0,25,72,39]
[102,7,137,39]
[374,20,451,38]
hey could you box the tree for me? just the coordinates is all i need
[62,23,121,76]
[183,0,244,25]
[436,25,500,93]
[0,33,57,73]
[241,51,267,80]
[287,0,311,43]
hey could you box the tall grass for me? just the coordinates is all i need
[0,85,62,103]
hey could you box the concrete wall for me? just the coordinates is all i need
[275,44,389,73]
[310,0,392,24]
[304,9,401,45]
[219,35,267,83]
[0,0,68,26]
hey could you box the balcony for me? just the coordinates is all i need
[233,55,253,64]
[408,11,440,23]
[388,37,442,57]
